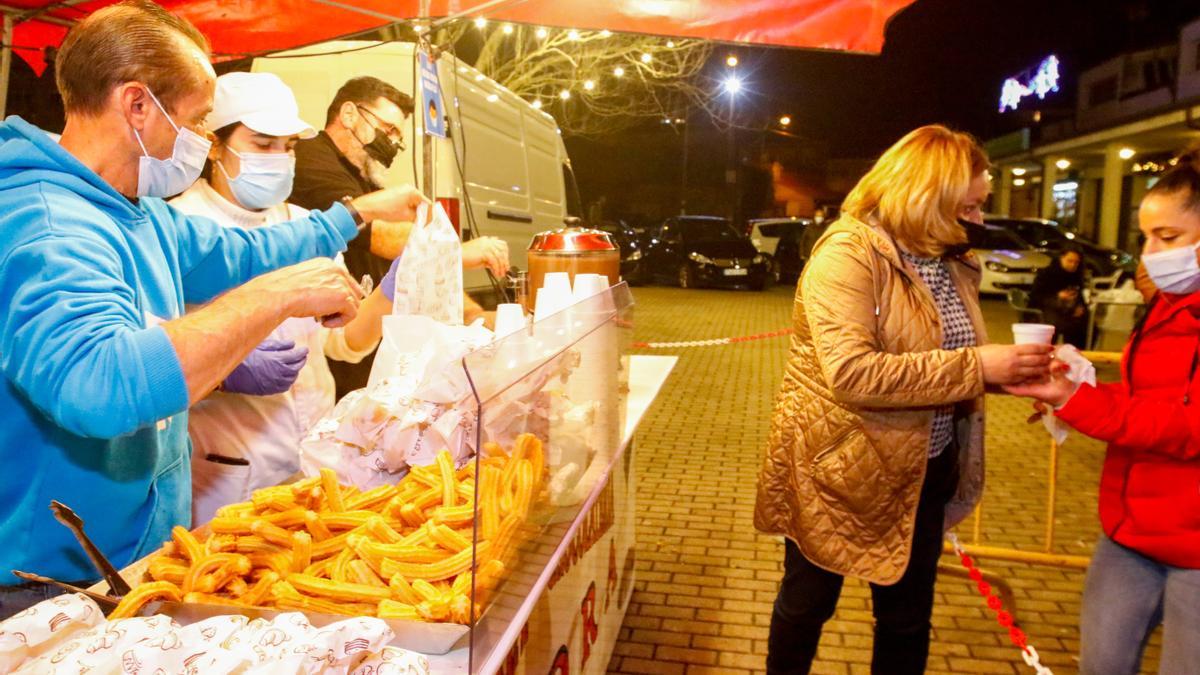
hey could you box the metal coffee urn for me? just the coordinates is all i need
[525,222,620,313]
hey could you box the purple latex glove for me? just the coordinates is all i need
[221,338,309,396]
[380,253,404,302]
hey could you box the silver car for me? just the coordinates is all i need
[965,223,1051,294]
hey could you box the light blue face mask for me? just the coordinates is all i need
[216,147,295,210]
[133,88,211,198]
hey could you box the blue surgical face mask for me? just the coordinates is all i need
[132,88,211,198]
[216,147,296,210]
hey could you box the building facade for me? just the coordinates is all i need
[987,16,1200,255]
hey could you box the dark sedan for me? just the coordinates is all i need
[594,220,648,285]
[644,216,771,290]
[985,216,1137,277]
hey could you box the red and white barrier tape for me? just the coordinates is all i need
[632,328,792,349]
[946,533,1054,675]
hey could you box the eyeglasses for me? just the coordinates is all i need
[356,104,405,149]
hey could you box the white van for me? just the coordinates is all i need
[252,41,580,299]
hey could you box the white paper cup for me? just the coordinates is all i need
[493,303,526,339]
[535,272,573,321]
[571,273,608,302]
[1012,323,1056,345]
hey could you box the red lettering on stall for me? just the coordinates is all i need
[548,645,570,675]
[499,622,531,675]
[548,480,615,590]
[605,539,617,612]
[580,581,599,669]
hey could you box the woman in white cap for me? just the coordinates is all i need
[171,72,399,523]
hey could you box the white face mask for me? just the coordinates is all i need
[217,147,295,210]
[1143,240,1200,295]
[132,88,211,198]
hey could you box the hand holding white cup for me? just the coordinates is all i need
[1012,323,1056,345]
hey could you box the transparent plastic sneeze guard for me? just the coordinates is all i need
[459,282,633,672]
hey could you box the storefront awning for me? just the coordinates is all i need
[4,0,916,76]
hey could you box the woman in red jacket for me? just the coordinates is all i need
[1009,147,1200,675]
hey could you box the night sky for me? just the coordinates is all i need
[567,0,1200,222]
[7,0,1200,222]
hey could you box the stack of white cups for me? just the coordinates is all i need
[533,272,573,323]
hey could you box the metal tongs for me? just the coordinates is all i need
[12,501,130,611]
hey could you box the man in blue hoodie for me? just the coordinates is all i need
[0,0,426,615]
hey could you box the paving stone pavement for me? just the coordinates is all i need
[608,285,1161,675]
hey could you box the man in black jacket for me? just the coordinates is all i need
[290,76,508,397]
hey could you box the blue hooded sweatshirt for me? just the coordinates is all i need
[0,116,360,583]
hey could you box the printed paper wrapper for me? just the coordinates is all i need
[0,595,431,675]
[300,318,582,491]
[391,202,463,324]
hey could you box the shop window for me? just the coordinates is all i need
[1089,76,1118,106]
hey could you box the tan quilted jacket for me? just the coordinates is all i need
[753,215,987,585]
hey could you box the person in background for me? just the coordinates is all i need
[289,76,509,397]
[1007,145,1200,675]
[0,0,424,617]
[1030,246,1088,347]
[754,125,1054,674]
[170,72,407,524]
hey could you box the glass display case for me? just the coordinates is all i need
[456,282,635,673]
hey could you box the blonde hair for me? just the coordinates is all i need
[842,125,989,257]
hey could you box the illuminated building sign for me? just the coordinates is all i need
[999,55,1061,112]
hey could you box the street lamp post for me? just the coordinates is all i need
[680,117,690,215]
[724,76,742,226]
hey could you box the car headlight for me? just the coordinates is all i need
[627,249,643,261]
[688,252,713,265]
[753,253,767,265]
[985,261,1009,273]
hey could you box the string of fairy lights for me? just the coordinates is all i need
[460,18,794,131]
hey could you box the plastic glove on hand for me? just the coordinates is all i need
[380,253,403,302]
[221,338,309,396]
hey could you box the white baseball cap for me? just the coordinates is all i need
[209,72,316,139]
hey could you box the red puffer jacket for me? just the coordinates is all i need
[1056,291,1200,568]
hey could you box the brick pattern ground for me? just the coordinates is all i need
[607,285,1161,675]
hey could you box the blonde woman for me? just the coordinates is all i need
[754,125,1054,674]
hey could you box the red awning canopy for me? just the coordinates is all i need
[7,0,914,76]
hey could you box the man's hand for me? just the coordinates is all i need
[350,185,429,225]
[1058,288,1079,303]
[462,236,510,276]
[244,258,364,328]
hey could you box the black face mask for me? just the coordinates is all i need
[943,218,978,258]
[364,131,399,168]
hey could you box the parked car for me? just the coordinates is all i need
[744,216,820,282]
[593,219,647,285]
[645,215,771,290]
[984,216,1136,277]
[964,222,1052,294]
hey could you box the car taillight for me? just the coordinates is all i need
[437,197,461,236]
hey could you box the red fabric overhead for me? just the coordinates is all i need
[12,0,914,76]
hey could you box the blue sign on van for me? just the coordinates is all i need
[419,51,446,138]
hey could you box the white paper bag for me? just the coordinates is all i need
[391,202,463,324]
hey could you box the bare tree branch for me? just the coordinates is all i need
[436,22,718,137]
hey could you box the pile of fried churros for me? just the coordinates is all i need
[108,434,544,624]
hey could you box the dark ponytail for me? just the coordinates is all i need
[1146,143,1200,214]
